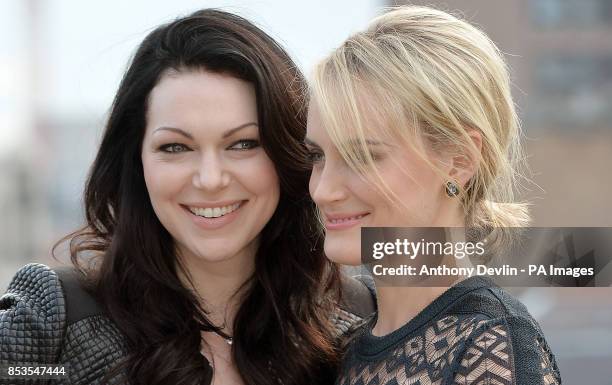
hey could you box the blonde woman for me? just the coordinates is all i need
[305,6,561,385]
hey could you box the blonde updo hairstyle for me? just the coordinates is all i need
[311,6,530,250]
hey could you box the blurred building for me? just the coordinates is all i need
[388,0,612,131]
[0,157,41,284]
[0,0,97,285]
[387,0,612,228]
[0,115,97,287]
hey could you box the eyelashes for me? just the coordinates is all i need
[306,149,325,164]
[159,143,189,153]
[306,148,381,167]
[228,139,260,150]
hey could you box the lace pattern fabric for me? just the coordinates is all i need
[337,278,561,385]
[452,323,513,384]
[536,336,561,385]
[340,315,504,385]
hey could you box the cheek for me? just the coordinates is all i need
[142,156,162,199]
[345,175,381,210]
[141,157,175,230]
[375,162,444,224]
[308,169,319,201]
[236,155,280,203]
[141,156,186,204]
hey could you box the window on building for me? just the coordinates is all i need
[527,55,612,130]
[530,0,612,29]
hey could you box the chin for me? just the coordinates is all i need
[178,239,239,264]
[323,241,362,266]
[198,252,235,263]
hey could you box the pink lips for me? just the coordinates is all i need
[324,212,370,230]
[182,201,246,230]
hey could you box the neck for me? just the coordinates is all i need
[371,284,449,336]
[177,243,257,330]
[372,227,468,336]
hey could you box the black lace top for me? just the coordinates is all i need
[337,277,562,385]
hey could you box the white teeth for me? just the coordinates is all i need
[189,202,241,218]
[330,214,365,224]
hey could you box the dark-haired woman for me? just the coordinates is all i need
[0,9,374,385]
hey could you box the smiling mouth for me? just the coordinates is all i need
[328,214,369,224]
[186,202,243,218]
[324,213,370,230]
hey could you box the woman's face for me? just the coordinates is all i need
[306,101,459,266]
[141,69,280,267]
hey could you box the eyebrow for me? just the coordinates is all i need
[303,137,388,148]
[222,122,258,138]
[153,122,259,139]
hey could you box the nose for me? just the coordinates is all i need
[192,152,230,191]
[309,161,348,205]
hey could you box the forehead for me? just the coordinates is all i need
[306,91,396,145]
[147,69,257,129]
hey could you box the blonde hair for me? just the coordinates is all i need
[311,5,530,237]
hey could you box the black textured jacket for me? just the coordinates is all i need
[0,264,375,385]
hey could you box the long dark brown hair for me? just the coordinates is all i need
[56,9,341,385]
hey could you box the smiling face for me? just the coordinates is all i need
[306,100,462,266]
[141,69,280,268]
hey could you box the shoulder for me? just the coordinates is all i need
[1,263,66,364]
[331,274,376,336]
[1,263,128,384]
[339,274,376,318]
[447,283,561,384]
[449,315,561,385]
[3,263,64,307]
[52,266,128,383]
[447,278,540,323]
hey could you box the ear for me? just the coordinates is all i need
[447,129,482,188]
